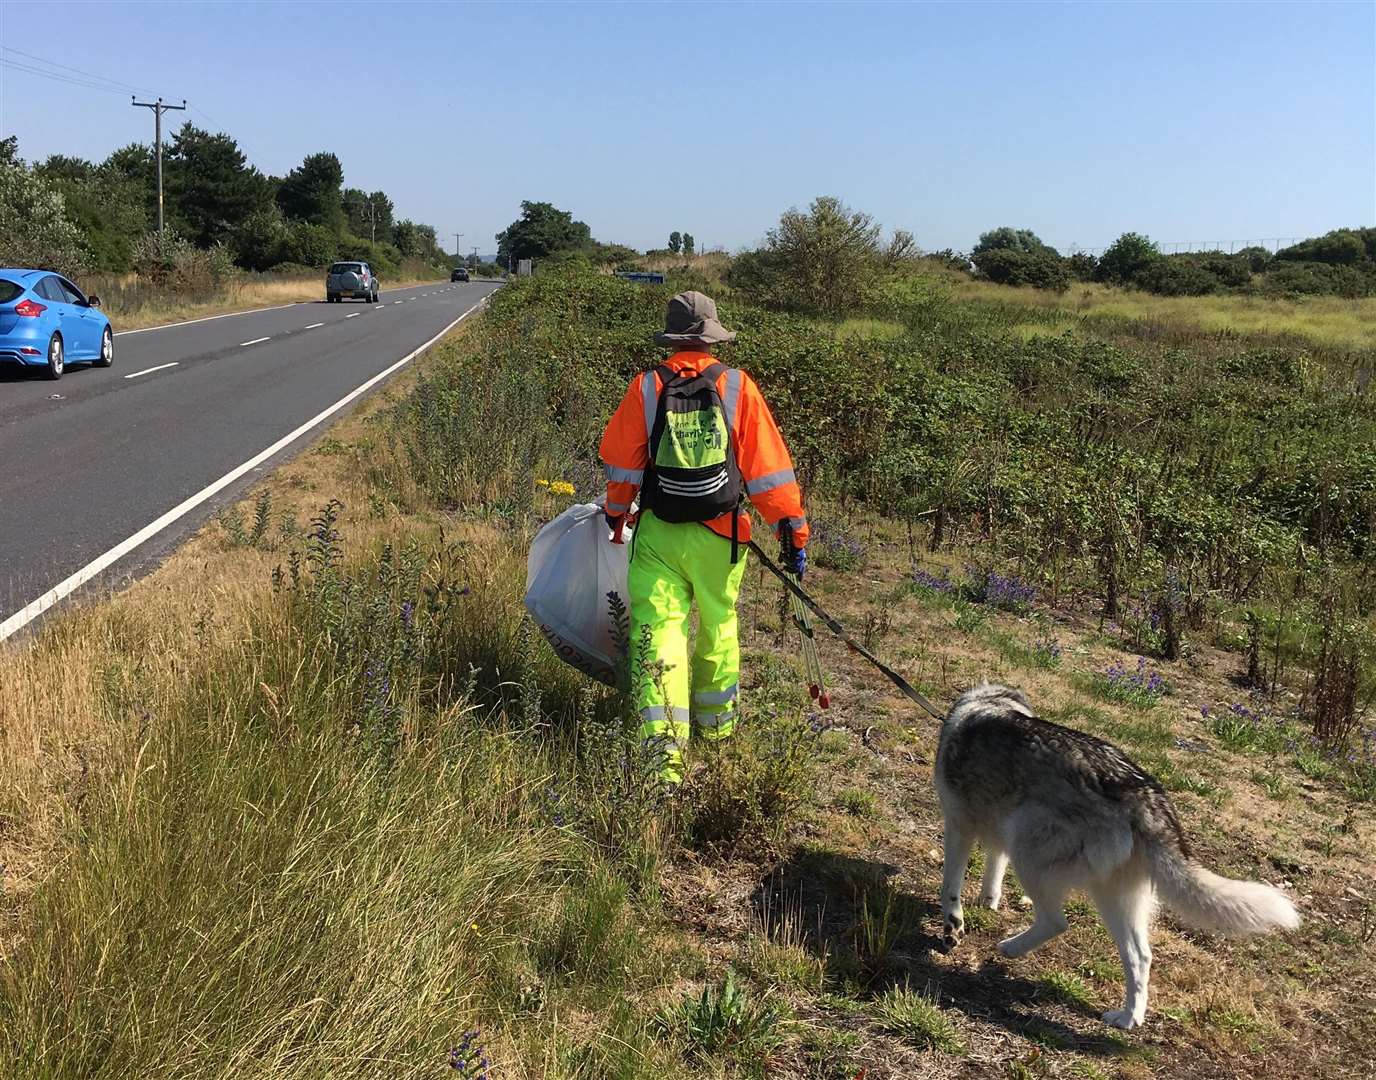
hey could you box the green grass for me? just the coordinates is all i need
[870,984,964,1054]
[0,520,683,1078]
[835,786,878,817]
[835,317,905,341]
[655,969,786,1073]
[1037,971,1098,1013]
[1252,769,1295,801]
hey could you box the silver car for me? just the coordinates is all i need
[326,261,379,303]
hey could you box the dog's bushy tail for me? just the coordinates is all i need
[1147,842,1300,936]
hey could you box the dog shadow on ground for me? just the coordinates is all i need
[752,846,1129,1058]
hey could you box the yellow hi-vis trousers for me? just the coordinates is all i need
[628,511,747,783]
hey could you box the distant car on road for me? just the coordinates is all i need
[326,261,379,303]
[451,266,470,282]
[0,268,113,380]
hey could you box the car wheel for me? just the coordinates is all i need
[95,325,114,368]
[45,333,64,380]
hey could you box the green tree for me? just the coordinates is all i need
[883,228,918,264]
[281,221,337,266]
[1134,257,1219,296]
[734,195,882,315]
[165,123,269,248]
[682,232,695,257]
[972,226,1053,257]
[0,157,87,275]
[1066,251,1099,281]
[276,152,345,233]
[1277,229,1370,267]
[392,219,422,259]
[495,200,592,266]
[234,205,291,270]
[668,231,682,255]
[1097,232,1161,286]
[414,223,441,262]
[973,247,1069,290]
[342,187,370,236]
[37,155,149,272]
[366,191,394,238]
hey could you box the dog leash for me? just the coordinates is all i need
[747,539,946,723]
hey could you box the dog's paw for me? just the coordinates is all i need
[997,932,1029,959]
[1102,1008,1143,1030]
[942,912,965,951]
[978,890,1002,910]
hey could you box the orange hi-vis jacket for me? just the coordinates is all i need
[599,351,809,548]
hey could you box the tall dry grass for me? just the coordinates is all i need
[951,279,1376,353]
[87,269,448,332]
[0,319,713,1078]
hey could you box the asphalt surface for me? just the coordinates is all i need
[0,278,501,637]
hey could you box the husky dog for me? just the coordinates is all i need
[935,683,1300,1030]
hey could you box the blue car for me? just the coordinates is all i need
[0,268,113,380]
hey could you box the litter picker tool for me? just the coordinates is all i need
[783,564,829,708]
[747,538,946,723]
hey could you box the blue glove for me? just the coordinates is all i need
[605,512,622,532]
[782,540,807,580]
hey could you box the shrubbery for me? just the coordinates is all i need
[726,196,920,316]
[969,227,1069,291]
[963,225,1376,299]
[130,228,236,292]
[0,148,87,276]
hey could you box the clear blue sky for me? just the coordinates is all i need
[2,1,1372,256]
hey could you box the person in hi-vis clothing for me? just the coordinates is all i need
[600,291,808,783]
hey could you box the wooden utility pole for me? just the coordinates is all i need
[131,96,187,246]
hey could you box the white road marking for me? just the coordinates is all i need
[116,301,303,336]
[123,362,179,380]
[304,322,324,329]
[113,280,451,337]
[393,301,404,305]
[346,312,361,318]
[0,294,494,643]
[239,336,270,346]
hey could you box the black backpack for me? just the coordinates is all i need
[641,362,744,539]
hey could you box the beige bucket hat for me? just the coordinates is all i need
[653,290,737,347]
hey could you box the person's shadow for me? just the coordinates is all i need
[752,846,1129,1057]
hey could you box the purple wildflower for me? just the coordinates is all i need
[913,568,956,594]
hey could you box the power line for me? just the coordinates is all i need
[1,45,164,96]
[0,58,139,95]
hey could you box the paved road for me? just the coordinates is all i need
[0,278,501,638]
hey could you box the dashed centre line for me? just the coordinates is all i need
[346,312,361,318]
[239,336,270,347]
[304,322,324,329]
[123,362,179,379]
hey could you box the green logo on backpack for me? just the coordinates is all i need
[643,362,743,526]
[657,408,728,471]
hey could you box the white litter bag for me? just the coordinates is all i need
[524,502,633,687]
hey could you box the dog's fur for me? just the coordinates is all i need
[935,683,1300,1029]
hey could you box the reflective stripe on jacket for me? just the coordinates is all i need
[599,351,809,547]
